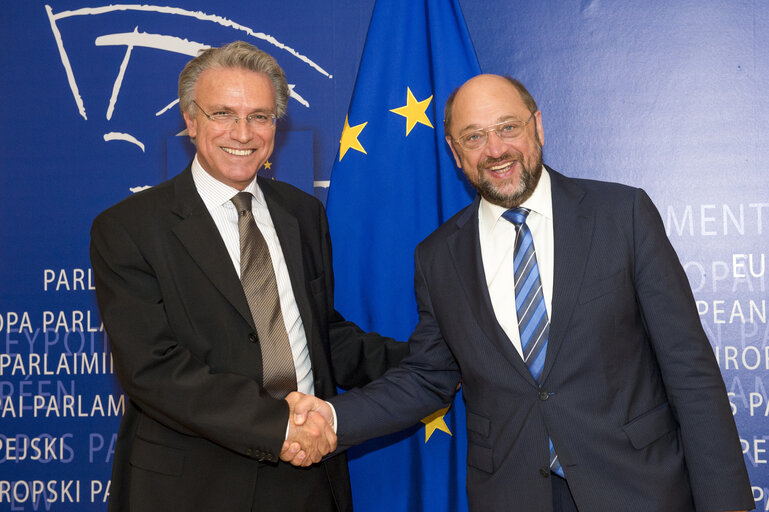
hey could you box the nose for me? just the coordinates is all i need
[230,119,253,143]
[485,129,507,157]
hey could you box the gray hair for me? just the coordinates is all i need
[178,41,290,118]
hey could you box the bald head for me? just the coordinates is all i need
[444,74,538,136]
[442,74,544,208]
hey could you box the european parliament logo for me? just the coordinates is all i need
[45,3,326,193]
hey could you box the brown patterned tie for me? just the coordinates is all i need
[231,192,296,398]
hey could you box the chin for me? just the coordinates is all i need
[485,182,533,208]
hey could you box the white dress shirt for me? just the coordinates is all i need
[191,156,314,395]
[478,166,554,359]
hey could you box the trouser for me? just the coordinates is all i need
[551,473,579,512]
[252,461,337,511]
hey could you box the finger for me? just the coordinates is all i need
[293,396,317,426]
[279,441,290,461]
[308,412,331,443]
[317,401,334,426]
[279,441,301,462]
[309,446,323,464]
[303,448,320,466]
[309,411,336,453]
[293,450,307,466]
[285,392,306,430]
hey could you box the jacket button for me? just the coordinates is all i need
[248,333,258,343]
[246,448,253,456]
[538,390,549,401]
[539,467,550,478]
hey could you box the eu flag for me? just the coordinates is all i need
[326,0,480,509]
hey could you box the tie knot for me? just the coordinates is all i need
[502,207,530,226]
[231,192,253,214]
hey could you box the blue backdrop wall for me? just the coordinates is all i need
[1,1,767,510]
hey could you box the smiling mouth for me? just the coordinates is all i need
[221,147,255,156]
[485,160,517,174]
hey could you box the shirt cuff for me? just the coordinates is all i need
[328,400,338,434]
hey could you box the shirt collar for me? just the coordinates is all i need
[479,165,553,236]
[190,154,265,210]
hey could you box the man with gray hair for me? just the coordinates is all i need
[91,41,406,512]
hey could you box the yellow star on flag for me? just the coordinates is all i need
[421,406,452,442]
[263,160,272,170]
[339,115,367,161]
[390,87,434,136]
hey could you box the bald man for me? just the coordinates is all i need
[292,74,754,512]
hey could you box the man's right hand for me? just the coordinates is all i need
[281,392,336,467]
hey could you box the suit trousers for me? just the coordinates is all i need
[551,474,579,512]
[252,461,336,511]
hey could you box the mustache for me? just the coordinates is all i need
[478,152,522,170]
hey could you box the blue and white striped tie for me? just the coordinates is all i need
[503,207,564,478]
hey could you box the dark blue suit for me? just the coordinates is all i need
[332,167,753,511]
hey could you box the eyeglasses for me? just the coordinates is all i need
[452,111,536,151]
[191,100,276,129]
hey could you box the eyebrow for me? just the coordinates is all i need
[207,104,275,115]
[458,115,520,134]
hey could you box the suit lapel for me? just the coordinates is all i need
[170,168,255,329]
[447,198,537,384]
[541,167,594,383]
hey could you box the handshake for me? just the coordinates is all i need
[280,391,336,467]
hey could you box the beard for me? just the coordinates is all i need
[469,143,543,208]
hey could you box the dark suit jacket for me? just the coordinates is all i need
[90,167,407,512]
[332,167,754,512]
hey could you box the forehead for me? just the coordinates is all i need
[194,66,275,107]
[452,77,528,130]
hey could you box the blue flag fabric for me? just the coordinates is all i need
[326,0,480,510]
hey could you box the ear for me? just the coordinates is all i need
[534,110,544,146]
[446,136,463,168]
[183,110,198,139]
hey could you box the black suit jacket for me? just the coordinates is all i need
[332,167,754,512]
[91,167,407,512]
